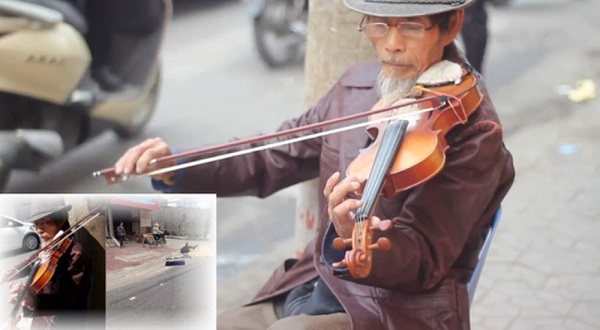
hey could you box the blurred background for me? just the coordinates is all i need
[2,0,599,328]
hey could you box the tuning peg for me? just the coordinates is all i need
[332,237,351,250]
[368,237,391,251]
[371,219,392,232]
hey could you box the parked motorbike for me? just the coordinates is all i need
[0,0,172,190]
[247,0,307,68]
[143,233,167,248]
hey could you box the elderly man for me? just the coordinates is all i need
[5,198,93,330]
[114,0,514,328]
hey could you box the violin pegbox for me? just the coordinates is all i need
[332,218,393,278]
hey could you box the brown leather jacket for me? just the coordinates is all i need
[163,45,515,329]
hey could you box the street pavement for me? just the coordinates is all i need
[217,1,600,329]
[105,237,216,329]
[468,1,600,328]
[106,237,214,292]
[471,94,600,329]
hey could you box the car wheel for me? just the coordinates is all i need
[23,234,40,251]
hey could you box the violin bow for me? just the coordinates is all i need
[93,94,455,184]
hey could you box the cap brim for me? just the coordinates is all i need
[344,0,472,17]
[28,205,72,223]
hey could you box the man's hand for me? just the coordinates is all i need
[8,281,24,305]
[8,281,35,313]
[114,137,177,182]
[323,172,365,239]
[1,267,17,284]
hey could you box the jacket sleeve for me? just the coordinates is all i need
[323,115,513,292]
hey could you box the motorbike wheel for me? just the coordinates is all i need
[253,0,306,68]
[114,67,161,138]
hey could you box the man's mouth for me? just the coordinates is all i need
[384,61,412,70]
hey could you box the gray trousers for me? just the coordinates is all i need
[217,301,350,330]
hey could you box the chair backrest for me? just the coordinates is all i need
[467,207,502,305]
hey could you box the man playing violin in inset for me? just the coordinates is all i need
[5,198,92,330]
[114,0,515,328]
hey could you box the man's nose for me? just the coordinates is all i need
[384,27,407,53]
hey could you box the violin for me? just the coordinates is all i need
[30,237,74,293]
[331,69,483,279]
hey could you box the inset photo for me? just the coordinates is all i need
[105,194,216,330]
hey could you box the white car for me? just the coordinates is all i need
[0,214,41,252]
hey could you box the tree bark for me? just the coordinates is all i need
[294,0,376,256]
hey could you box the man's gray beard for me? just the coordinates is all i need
[377,71,417,106]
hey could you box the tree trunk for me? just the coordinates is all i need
[294,0,375,257]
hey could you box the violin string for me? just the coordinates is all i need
[356,119,407,219]
[354,119,408,245]
[413,85,466,124]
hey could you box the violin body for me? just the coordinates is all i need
[347,70,482,198]
[30,238,73,294]
[348,122,448,198]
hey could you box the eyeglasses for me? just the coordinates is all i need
[358,16,435,39]
[33,219,52,229]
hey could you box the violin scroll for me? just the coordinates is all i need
[332,218,393,279]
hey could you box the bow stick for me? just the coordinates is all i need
[94,85,475,184]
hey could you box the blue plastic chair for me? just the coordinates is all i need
[467,207,501,305]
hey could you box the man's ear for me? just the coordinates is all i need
[442,9,465,46]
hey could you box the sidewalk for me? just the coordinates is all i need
[468,1,600,327]
[470,95,600,329]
